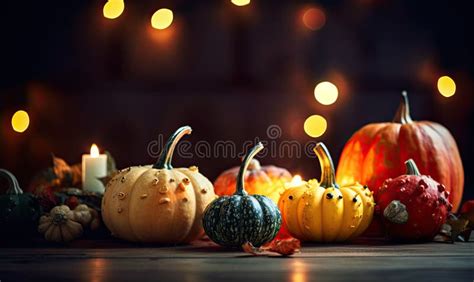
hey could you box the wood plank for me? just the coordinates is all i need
[0,241,473,281]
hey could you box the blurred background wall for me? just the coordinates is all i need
[0,0,473,199]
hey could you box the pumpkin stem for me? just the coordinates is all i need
[383,200,409,224]
[0,169,23,195]
[405,159,421,176]
[236,142,264,196]
[313,143,338,189]
[392,91,413,124]
[153,126,192,169]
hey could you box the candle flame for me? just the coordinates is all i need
[90,144,100,157]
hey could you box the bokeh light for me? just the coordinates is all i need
[231,0,251,6]
[314,81,338,105]
[302,7,326,31]
[151,8,174,30]
[304,115,327,138]
[437,75,456,97]
[103,0,124,20]
[11,110,30,133]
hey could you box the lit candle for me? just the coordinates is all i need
[82,144,107,193]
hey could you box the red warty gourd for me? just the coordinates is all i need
[377,159,451,241]
[336,91,464,212]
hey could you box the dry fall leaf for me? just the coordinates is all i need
[242,238,301,256]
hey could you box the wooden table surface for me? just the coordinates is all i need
[0,238,473,282]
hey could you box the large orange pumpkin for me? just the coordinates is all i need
[214,159,292,204]
[336,91,464,212]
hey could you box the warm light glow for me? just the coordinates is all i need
[302,7,326,31]
[289,175,303,186]
[284,175,304,189]
[289,260,308,282]
[314,81,338,105]
[88,258,107,282]
[437,75,456,97]
[151,8,174,30]
[11,110,30,133]
[103,0,125,20]
[90,144,100,157]
[231,0,251,6]
[304,115,327,138]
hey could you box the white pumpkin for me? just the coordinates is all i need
[101,126,216,243]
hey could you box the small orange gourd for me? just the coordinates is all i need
[214,159,292,204]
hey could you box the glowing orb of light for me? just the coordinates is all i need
[11,110,30,133]
[103,0,125,20]
[437,75,456,97]
[304,115,327,138]
[151,8,174,30]
[314,81,338,105]
[231,0,251,6]
[302,7,326,31]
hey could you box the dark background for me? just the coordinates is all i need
[0,0,473,200]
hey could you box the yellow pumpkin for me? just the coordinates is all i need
[101,126,216,243]
[278,143,374,242]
